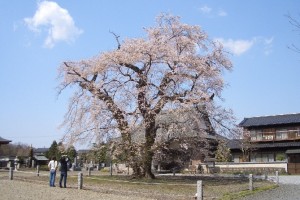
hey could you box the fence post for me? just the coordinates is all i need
[196,180,203,200]
[9,167,13,180]
[88,167,91,176]
[78,172,83,189]
[14,159,18,171]
[249,174,253,191]
[36,165,40,176]
[275,171,279,185]
[110,161,113,176]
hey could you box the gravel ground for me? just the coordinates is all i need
[241,184,300,200]
[268,175,300,185]
[2,170,291,200]
[241,175,300,200]
[0,179,154,200]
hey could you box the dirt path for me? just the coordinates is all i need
[0,179,154,200]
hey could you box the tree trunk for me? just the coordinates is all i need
[143,150,155,179]
[143,121,156,179]
[131,161,142,178]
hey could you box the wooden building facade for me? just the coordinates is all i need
[229,113,300,174]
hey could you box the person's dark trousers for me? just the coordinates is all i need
[59,171,67,188]
[49,169,56,187]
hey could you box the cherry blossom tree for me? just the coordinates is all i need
[58,14,232,178]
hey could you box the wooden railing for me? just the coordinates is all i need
[249,130,300,142]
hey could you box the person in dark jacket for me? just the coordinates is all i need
[59,155,69,188]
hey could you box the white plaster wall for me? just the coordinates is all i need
[215,162,287,172]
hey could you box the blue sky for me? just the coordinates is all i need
[1,0,299,148]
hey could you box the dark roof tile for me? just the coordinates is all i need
[239,113,300,127]
[33,155,49,161]
[33,148,49,153]
[228,139,300,150]
[0,136,12,144]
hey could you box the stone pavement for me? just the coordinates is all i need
[269,175,300,185]
[242,175,300,200]
[242,184,300,200]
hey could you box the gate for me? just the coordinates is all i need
[287,153,300,174]
[287,163,300,174]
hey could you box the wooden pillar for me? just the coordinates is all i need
[196,180,203,200]
[249,174,253,191]
[36,165,40,176]
[78,172,83,189]
[88,166,91,176]
[9,167,13,180]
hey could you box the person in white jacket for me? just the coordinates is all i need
[48,156,58,187]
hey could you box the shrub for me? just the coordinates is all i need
[276,153,285,161]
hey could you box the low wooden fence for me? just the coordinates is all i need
[2,166,279,200]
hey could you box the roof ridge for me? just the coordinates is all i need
[239,113,300,127]
[244,113,300,119]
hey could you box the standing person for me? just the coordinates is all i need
[59,155,69,188]
[48,156,58,187]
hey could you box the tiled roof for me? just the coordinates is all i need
[228,139,300,150]
[77,149,90,154]
[132,107,212,143]
[33,148,49,153]
[33,155,49,161]
[0,136,12,144]
[286,149,300,154]
[227,139,242,149]
[0,156,17,161]
[239,113,300,127]
[252,141,300,148]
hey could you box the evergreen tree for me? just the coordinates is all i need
[215,139,231,162]
[66,145,77,162]
[91,143,109,164]
[46,140,60,159]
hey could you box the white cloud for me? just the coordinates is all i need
[263,37,274,55]
[218,10,228,17]
[215,38,255,56]
[24,1,83,48]
[199,6,227,17]
[13,22,19,32]
[200,6,212,14]
[264,37,274,45]
[215,37,274,56]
